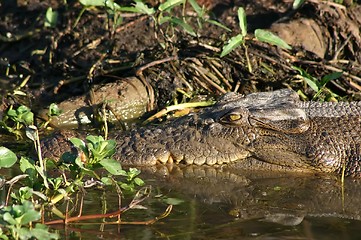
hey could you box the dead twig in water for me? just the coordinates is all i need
[45,186,172,226]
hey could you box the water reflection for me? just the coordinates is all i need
[53,165,361,239]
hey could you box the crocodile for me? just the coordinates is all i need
[41,89,361,177]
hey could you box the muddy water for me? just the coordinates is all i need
[49,165,361,239]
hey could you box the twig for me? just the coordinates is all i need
[143,100,215,124]
[5,175,28,206]
[45,186,158,225]
[332,34,352,61]
[188,62,227,94]
[209,59,232,90]
[136,56,179,75]
[136,56,179,111]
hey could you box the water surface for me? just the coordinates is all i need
[50,165,361,239]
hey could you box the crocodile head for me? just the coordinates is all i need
[116,89,311,167]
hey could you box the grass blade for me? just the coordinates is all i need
[220,34,244,57]
[255,29,292,50]
[237,7,247,37]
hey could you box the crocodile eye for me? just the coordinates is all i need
[221,113,242,123]
[228,113,241,121]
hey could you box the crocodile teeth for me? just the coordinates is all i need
[155,150,171,164]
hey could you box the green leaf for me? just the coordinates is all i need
[117,6,139,12]
[19,157,38,186]
[14,187,35,201]
[0,228,8,240]
[302,74,320,92]
[188,0,203,16]
[45,7,58,28]
[7,105,34,125]
[128,167,141,179]
[133,1,155,15]
[169,17,196,37]
[293,0,305,9]
[23,112,34,125]
[292,66,319,92]
[305,79,319,94]
[101,177,113,185]
[75,157,85,168]
[13,228,33,239]
[6,109,17,118]
[0,147,17,168]
[18,209,41,225]
[3,212,17,225]
[320,72,343,86]
[159,0,184,12]
[19,157,36,174]
[48,103,62,117]
[163,197,184,205]
[86,135,104,147]
[220,34,244,57]
[30,224,59,240]
[134,177,144,186]
[99,141,109,153]
[158,15,171,25]
[120,183,133,191]
[79,0,121,10]
[70,138,87,153]
[99,158,126,176]
[17,105,30,115]
[255,29,292,50]
[237,7,247,37]
[206,19,231,32]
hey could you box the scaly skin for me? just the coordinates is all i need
[41,89,361,177]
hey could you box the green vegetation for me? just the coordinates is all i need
[293,66,343,101]
[0,105,34,139]
[77,0,230,45]
[220,7,291,59]
[0,103,148,238]
[76,0,289,57]
[44,7,58,28]
[0,201,58,240]
[42,104,62,129]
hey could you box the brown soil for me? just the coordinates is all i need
[1,0,361,126]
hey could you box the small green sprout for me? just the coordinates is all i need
[221,7,291,58]
[5,105,34,130]
[293,66,342,101]
[43,103,62,128]
[44,7,58,28]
